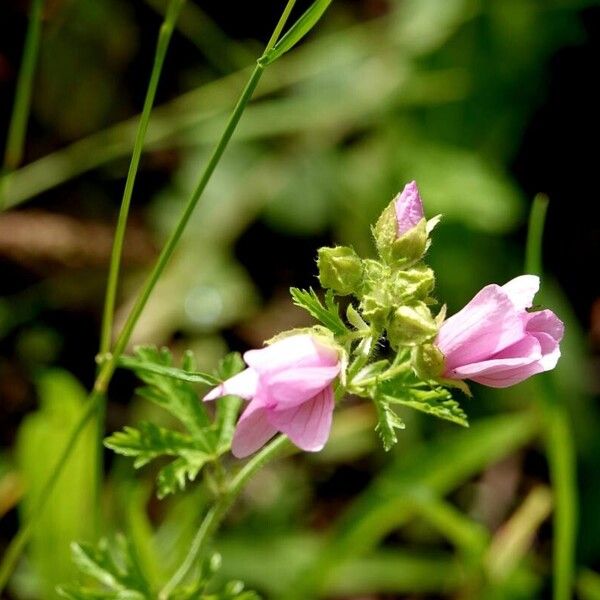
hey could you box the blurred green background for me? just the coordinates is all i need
[1,0,600,598]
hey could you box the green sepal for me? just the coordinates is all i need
[387,302,438,348]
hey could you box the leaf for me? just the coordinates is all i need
[104,422,211,468]
[117,354,219,386]
[290,287,349,337]
[16,369,96,598]
[374,397,405,451]
[131,346,214,438]
[380,384,468,427]
[58,537,149,600]
[261,0,332,66]
[105,346,218,497]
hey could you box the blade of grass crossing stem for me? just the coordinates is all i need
[0,0,44,208]
[94,0,303,392]
[0,0,317,593]
[95,0,185,538]
[526,193,577,600]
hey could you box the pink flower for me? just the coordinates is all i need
[204,334,341,458]
[394,180,424,236]
[436,275,564,388]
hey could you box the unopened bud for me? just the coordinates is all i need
[317,246,363,296]
[387,302,438,348]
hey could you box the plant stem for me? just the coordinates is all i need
[94,0,185,527]
[99,0,185,355]
[1,0,44,207]
[94,0,297,394]
[158,435,290,599]
[0,1,298,592]
[0,392,102,591]
[525,193,577,600]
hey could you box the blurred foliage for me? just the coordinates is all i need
[1,0,600,599]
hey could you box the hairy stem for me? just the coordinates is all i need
[159,435,290,599]
[1,0,44,206]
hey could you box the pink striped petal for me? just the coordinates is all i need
[394,180,424,236]
[437,284,524,370]
[267,386,334,452]
[244,334,339,374]
[231,399,278,458]
[262,365,341,410]
[203,368,258,401]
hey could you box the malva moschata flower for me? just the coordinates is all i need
[436,274,564,388]
[204,334,341,457]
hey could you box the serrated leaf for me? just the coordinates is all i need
[374,398,405,451]
[156,454,210,499]
[104,422,212,468]
[290,287,349,337]
[118,353,219,386]
[381,385,468,427]
[260,0,332,65]
[131,346,214,438]
[58,537,149,600]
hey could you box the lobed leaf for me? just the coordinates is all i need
[290,287,349,337]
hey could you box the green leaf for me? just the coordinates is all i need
[290,287,349,337]
[378,380,468,427]
[104,422,211,468]
[374,397,405,451]
[131,346,214,438]
[117,354,219,386]
[58,537,149,600]
[105,346,219,497]
[261,0,332,66]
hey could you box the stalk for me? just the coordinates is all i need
[1,0,44,207]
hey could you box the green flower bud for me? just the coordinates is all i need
[412,343,445,380]
[387,301,438,348]
[317,246,363,296]
[360,287,391,329]
[390,264,435,302]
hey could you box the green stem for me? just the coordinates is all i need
[0,1,298,591]
[525,193,577,600]
[1,0,44,207]
[95,0,185,537]
[94,0,297,394]
[99,0,185,355]
[158,435,290,599]
[0,392,103,591]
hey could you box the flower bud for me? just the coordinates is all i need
[373,181,428,266]
[390,264,435,302]
[387,301,438,348]
[412,343,445,380]
[317,246,363,296]
[360,287,391,329]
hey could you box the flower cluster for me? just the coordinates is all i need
[206,181,564,457]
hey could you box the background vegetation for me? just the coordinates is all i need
[1,0,599,598]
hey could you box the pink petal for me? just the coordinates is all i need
[532,331,561,370]
[262,365,341,410]
[525,309,564,342]
[502,275,540,310]
[244,335,338,374]
[267,386,334,452]
[394,180,424,236]
[203,368,258,401]
[449,336,541,379]
[437,284,524,370]
[231,399,278,458]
